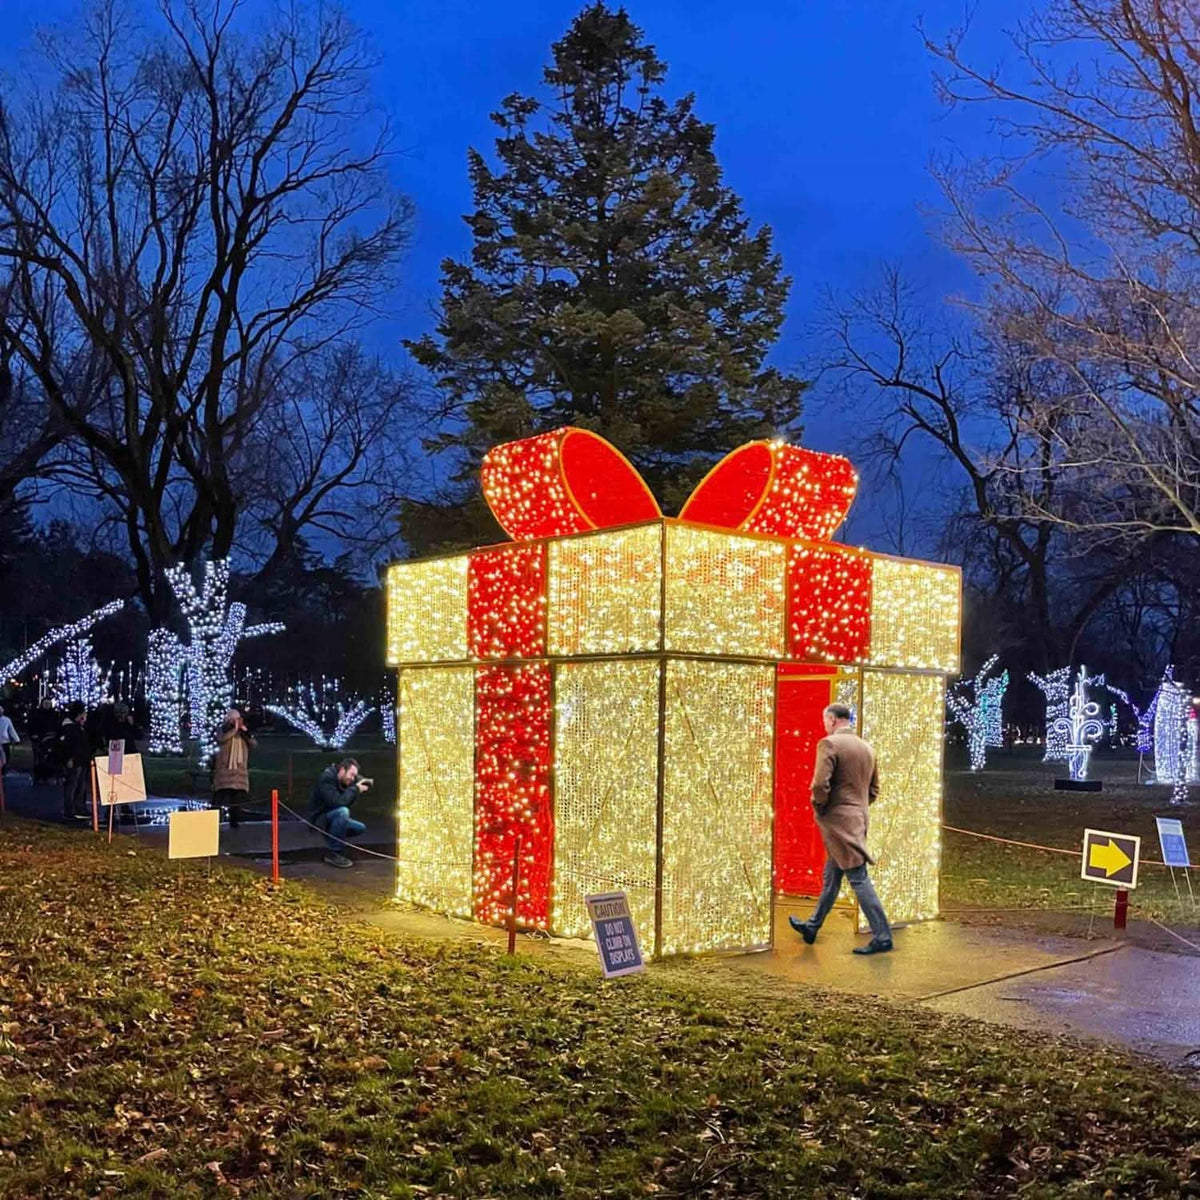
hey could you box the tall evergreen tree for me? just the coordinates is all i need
[404,3,807,553]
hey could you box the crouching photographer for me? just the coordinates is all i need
[309,757,372,869]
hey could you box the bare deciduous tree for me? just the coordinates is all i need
[0,0,413,615]
[926,0,1200,539]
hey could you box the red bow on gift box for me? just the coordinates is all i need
[481,427,858,543]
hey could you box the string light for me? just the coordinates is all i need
[386,557,468,665]
[467,544,546,658]
[664,525,786,658]
[860,671,943,929]
[474,663,553,929]
[680,440,858,541]
[1152,669,1190,804]
[547,525,662,656]
[1050,666,1106,781]
[396,668,475,916]
[388,430,960,954]
[0,600,124,683]
[867,559,960,673]
[53,638,109,708]
[788,544,871,662]
[146,630,186,754]
[1028,667,1071,763]
[947,655,1009,771]
[661,659,774,955]
[266,678,374,749]
[380,679,396,745]
[163,559,285,761]
[481,427,659,541]
[553,659,660,940]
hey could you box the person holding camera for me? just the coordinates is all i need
[212,708,256,829]
[309,757,371,869]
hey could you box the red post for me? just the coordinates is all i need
[91,762,99,834]
[271,788,280,884]
[1114,888,1129,930]
[507,834,522,956]
[0,766,6,814]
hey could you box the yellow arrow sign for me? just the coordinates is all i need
[1088,838,1132,878]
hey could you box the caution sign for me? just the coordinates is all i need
[585,891,645,978]
[1080,828,1140,889]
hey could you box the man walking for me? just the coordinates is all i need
[790,704,893,955]
[309,757,371,869]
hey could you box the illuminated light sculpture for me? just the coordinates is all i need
[1028,667,1071,762]
[387,429,961,955]
[1152,669,1190,804]
[680,440,858,541]
[146,630,186,754]
[164,560,285,761]
[380,680,396,745]
[0,600,124,683]
[54,638,109,708]
[482,427,660,541]
[948,655,1009,771]
[266,679,374,750]
[1048,665,1107,782]
[1187,708,1198,786]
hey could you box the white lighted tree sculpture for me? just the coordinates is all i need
[267,678,373,750]
[1028,667,1071,762]
[948,655,1008,771]
[55,638,108,708]
[146,629,186,754]
[1045,666,1107,781]
[380,679,396,745]
[0,600,124,683]
[162,560,285,761]
[1152,669,1190,804]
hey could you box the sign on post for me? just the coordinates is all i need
[107,739,125,777]
[95,753,146,807]
[585,892,645,978]
[1080,828,1140,889]
[169,809,221,860]
[1155,817,1191,869]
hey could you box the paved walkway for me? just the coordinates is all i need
[4,768,1198,1071]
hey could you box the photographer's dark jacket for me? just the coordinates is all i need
[310,765,358,819]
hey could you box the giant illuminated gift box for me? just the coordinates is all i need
[386,428,960,956]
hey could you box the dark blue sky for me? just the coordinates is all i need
[5,0,1027,546]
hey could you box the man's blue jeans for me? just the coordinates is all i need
[806,858,892,942]
[316,806,365,852]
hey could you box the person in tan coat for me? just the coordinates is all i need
[789,704,893,954]
[212,708,256,829]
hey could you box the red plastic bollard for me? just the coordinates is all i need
[507,835,522,956]
[271,788,280,884]
[1114,888,1129,930]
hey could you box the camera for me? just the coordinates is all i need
[358,776,374,789]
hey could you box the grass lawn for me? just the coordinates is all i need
[2,820,1199,1199]
[942,747,1200,930]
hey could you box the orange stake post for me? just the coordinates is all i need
[0,767,6,814]
[90,761,99,833]
[271,788,280,884]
